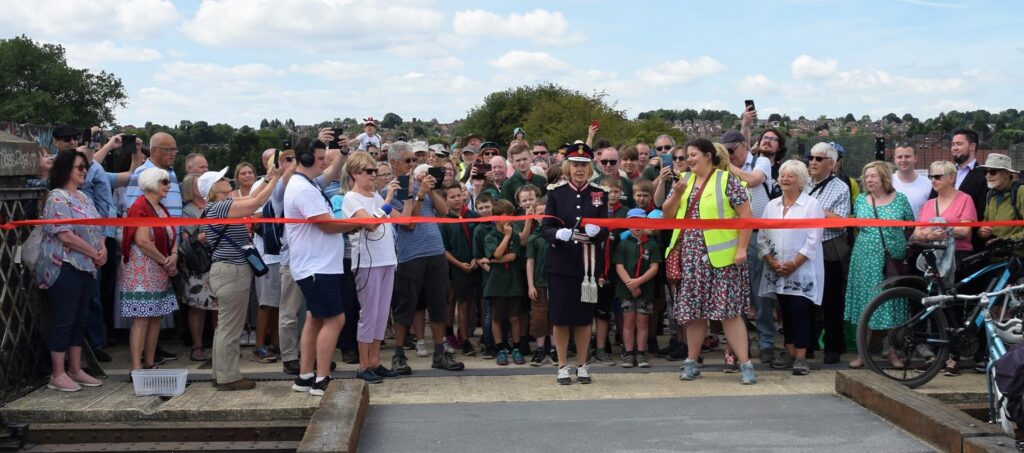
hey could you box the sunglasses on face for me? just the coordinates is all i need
[655,145,673,152]
[159,178,170,186]
[600,159,618,166]
[986,169,1005,176]
[402,158,414,164]
[928,174,946,180]
[672,156,687,162]
[482,152,497,157]
[363,168,378,175]
[74,164,88,171]
[532,151,548,156]
[809,155,831,162]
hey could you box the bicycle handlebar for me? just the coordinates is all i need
[959,237,1024,267]
[922,283,1024,307]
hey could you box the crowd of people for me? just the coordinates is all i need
[31,108,1024,395]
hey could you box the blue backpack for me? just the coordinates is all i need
[256,201,284,256]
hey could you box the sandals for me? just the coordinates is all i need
[190,347,207,362]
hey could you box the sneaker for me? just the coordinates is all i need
[240,330,254,346]
[636,351,650,368]
[252,345,278,363]
[309,376,331,396]
[740,361,757,385]
[759,347,775,364]
[392,353,412,375]
[355,368,383,384]
[283,360,300,375]
[944,359,961,376]
[155,345,177,362]
[47,374,82,392]
[496,349,509,366]
[432,352,465,371]
[974,359,987,374]
[680,359,701,380]
[93,348,112,363]
[556,365,572,385]
[701,335,720,352]
[482,344,496,359]
[620,351,635,369]
[446,334,461,350]
[770,352,795,370]
[593,348,615,366]
[218,378,256,391]
[374,365,401,379]
[511,348,525,365]
[415,339,429,357]
[403,336,416,350]
[723,353,740,373]
[576,364,592,384]
[68,372,102,387]
[530,348,549,367]
[549,348,558,366]
[461,340,477,357]
[665,345,687,362]
[793,358,810,376]
[292,375,314,392]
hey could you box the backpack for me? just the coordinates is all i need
[994,346,1024,429]
[987,181,1024,221]
[255,201,284,256]
[762,162,783,200]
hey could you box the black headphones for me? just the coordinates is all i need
[298,139,322,168]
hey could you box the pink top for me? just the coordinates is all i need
[917,191,977,251]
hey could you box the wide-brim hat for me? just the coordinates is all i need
[980,153,1019,174]
[411,141,430,153]
[198,167,229,201]
[429,144,449,156]
[463,134,483,146]
[565,142,593,162]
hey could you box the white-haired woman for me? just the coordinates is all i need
[121,167,179,374]
[758,160,825,375]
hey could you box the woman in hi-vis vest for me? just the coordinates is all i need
[662,138,757,384]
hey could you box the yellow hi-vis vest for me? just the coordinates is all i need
[664,169,739,268]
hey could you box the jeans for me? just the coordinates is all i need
[48,264,95,353]
[748,232,776,350]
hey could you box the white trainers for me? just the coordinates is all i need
[576,364,592,384]
[415,339,429,357]
[556,365,572,385]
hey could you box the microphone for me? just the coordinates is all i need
[373,204,393,218]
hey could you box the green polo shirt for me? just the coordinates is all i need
[526,232,550,288]
[613,235,663,300]
[473,222,495,283]
[501,170,547,209]
[483,229,525,297]
[441,210,481,283]
[592,173,635,208]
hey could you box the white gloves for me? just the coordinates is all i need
[585,224,601,238]
[555,228,573,242]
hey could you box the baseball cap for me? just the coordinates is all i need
[429,144,449,156]
[197,167,229,201]
[626,208,647,219]
[719,131,745,145]
[52,124,81,139]
[461,144,479,155]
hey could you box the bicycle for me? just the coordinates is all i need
[855,238,1024,388]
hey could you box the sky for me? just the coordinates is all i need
[1,0,1021,128]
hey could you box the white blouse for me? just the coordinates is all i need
[757,193,825,305]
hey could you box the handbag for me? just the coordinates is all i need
[177,210,229,274]
[665,173,707,282]
[222,234,269,277]
[872,195,907,278]
[20,189,72,274]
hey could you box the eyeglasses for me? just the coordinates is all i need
[74,164,88,171]
[672,156,687,162]
[655,145,673,152]
[159,178,170,185]
[726,143,741,154]
[809,155,831,162]
[481,152,497,157]
[927,174,946,180]
[363,168,378,175]
[986,169,1005,176]
[402,158,414,164]
[377,173,392,179]
[761,136,779,143]
[599,159,618,166]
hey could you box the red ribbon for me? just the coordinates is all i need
[0,215,555,230]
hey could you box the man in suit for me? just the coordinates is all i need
[950,128,987,251]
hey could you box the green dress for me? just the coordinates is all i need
[843,192,915,330]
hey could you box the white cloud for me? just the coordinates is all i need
[453,9,584,46]
[489,51,569,72]
[289,60,371,81]
[0,0,177,40]
[428,57,466,72]
[62,41,163,68]
[738,74,775,93]
[827,69,964,94]
[791,55,838,79]
[154,62,283,84]
[181,0,444,49]
[636,56,725,87]
[964,68,1007,83]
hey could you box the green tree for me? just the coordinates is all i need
[990,129,1024,149]
[844,113,856,122]
[0,35,128,126]
[381,112,403,129]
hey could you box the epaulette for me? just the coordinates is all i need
[547,180,568,191]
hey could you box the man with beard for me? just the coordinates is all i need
[949,128,987,250]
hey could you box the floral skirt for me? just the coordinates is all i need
[120,246,178,318]
[672,230,749,323]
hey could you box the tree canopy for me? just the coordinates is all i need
[0,35,128,127]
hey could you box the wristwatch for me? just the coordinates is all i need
[412,195,422,203]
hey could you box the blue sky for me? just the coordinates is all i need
[1,0,1020,128]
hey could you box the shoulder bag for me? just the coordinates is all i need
[872,195,907,278]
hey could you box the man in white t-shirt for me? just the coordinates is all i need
[891,145,931,219]
[283,143,361,396]
[721,129,778,364]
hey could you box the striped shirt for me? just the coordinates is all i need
[202,199,251,265]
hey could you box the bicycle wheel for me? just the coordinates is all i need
[857,287,950,388]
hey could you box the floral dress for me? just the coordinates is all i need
[120,208,179,318]
[181,203,217,310]
[36,189,103,289]
[844,192,914,330]
[673,173,750,323]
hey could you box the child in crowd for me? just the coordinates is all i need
[472,193,498,358]
[614,208,662,368]
[633,179,655,213]
[592,176,627,365]
[440,180,481,356]
[513,184,543,355]
[526,196,555,366]
[483,199,525,365]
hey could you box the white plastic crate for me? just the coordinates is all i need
[130,368,188,397]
